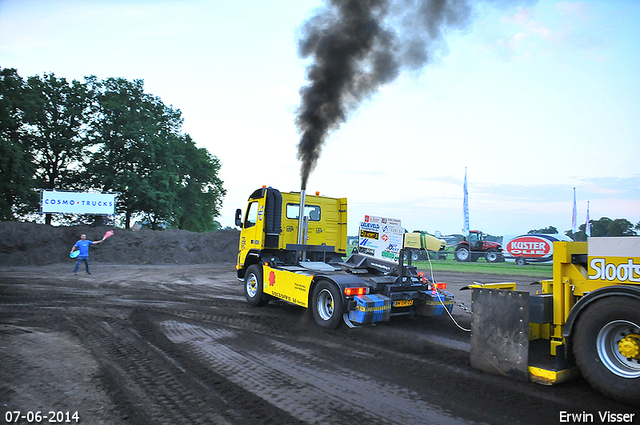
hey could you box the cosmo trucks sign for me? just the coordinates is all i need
[41,190,116,215]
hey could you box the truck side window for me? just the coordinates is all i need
[286,204,321,221]
[244,201,259,228]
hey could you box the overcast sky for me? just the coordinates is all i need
[1,0,638,236]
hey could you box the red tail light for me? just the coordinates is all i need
[344,287,368,296]
[433,282,447,290]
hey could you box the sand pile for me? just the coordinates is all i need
[0,222,240,266]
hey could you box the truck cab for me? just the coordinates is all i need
[235,186,347,278]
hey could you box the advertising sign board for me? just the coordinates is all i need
[503,233,571,263]
[588,237,640,284]
[358,215,404,260]
[41,191,116,215]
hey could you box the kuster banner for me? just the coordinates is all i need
[40,191,116,215]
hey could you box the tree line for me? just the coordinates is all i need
[0,67,225,231]
[529,217,640,241]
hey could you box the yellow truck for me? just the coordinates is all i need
[235,187,453,329]
[469,237,640,406]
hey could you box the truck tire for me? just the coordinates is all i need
[244,265,269,307]
[455,247,470,262]
[516,256,527,266]
[485,249,500,263]
[311,280,343,329]
[573,296,640,405]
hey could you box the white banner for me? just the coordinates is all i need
[41,191,116,215]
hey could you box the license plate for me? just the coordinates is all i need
[394,300,413,307]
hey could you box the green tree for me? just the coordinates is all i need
[88,78,173,228]
[528,226,558,234]
[89,77,225,231]
[607,218,636,236]
[21,72,95,224]
[566,217,637,241]
[171,135,226,232]
[0,71,225,229]
[0,68,38,219]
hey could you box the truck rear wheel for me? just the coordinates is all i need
[244,265,269,307]
[573,296,640,405]
[311,281,342,329]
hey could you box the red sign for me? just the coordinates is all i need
[506,236,553,258]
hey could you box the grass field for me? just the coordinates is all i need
[347,247,554,278]
[410,258,554,278]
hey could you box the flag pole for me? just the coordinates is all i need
[463,167,469,236]
[586,201,591,237]
[572,187,577,236]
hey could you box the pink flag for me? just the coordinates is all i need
[103,230,114,240]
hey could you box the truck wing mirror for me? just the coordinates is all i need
[235,208,243,228]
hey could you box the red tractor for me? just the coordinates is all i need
[455,230,504,263]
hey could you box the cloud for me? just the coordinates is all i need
[556,1,592,21]
[500,6,533,25]
[487,2,602,60]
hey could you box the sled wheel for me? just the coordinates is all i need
[573,296,640,405]
[311,281,342,329]
[244,265,269,307]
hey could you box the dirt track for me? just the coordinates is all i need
[2,262,639,425]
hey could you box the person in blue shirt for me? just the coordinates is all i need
[70,234,104,275]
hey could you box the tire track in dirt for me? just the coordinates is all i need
[65,316,234,425]
[129,310,304,425]
[158,319,472,425]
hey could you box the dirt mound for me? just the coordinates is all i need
[0,222,240,266]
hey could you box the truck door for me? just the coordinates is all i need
[241,199,265,252]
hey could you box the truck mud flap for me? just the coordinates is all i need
[470,288,530,381]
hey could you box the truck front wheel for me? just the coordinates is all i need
[311,281,343,329]
[573,296,640,405]
[244,265,269,307]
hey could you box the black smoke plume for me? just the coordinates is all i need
[296,0,471,190]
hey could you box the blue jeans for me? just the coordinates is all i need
[74,257,90,273]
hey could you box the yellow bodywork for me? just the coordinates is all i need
[262,265,313,308]
[237,189,348,269]
[403,233,446,251]
[478,239,640,385]
[528,365,579,386]
[541,239,640,356]
[466,282,517,291]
